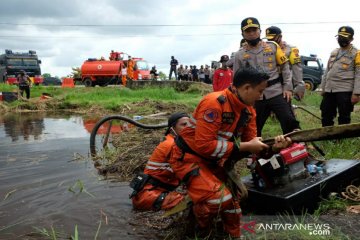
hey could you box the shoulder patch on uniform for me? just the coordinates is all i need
[289,47,301,64]
[203,109,218,123]
[355,50,360,67]
[275,43,288,65]
[217,95,227,104]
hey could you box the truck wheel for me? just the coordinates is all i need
[84,78,93,87]
[304,80,315,91]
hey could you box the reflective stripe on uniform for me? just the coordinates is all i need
[218,130,233,138]
[211,139,228,158]
[207,193,232,204]
[217,141,228,158]
[146,161,170,167]
[145,165,173,172]
[224,208,242,214]
[211,140,223,157]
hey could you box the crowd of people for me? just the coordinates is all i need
[168,55,235,94]
[130,16,360,239]
[168,55,215,83]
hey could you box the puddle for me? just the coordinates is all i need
[0,112,158,239]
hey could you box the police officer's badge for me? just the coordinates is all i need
[247,19,253,25]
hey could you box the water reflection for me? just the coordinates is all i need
[0,112,144,239]
[83,117,134,134]
[1,113,45,142]
[0,113,89,143]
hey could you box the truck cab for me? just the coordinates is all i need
[301,54,324,91]
[132,58,150,80]
[0,49,43,85]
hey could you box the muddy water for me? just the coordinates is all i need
[0,113,157,240]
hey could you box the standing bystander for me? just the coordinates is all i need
[265,26,305,100]
[233,17,300,136]
[212,55,233,91]
[127,56,135,80]
[17,70,31,99]
[320,26,360,126]
[169,56,179,80]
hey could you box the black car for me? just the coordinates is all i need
[43,77,62,86]
[301,55,324,91]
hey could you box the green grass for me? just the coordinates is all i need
[314,195,348,216]
[261,90,360,160]
[0,84,202,112]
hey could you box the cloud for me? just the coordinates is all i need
[1,0,360,77]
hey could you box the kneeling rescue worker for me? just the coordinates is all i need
[169,67,292,238]
[130,112,190,210]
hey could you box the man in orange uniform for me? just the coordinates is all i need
[127,56,135,80]
[169,67,291,238]
[131,112,190,210]
[121,62,127,86]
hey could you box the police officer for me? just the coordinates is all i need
[265,26,305,100]
[233,17,300,136]
[320,26,360,126]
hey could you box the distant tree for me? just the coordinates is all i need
[42,73,51,78]
[71,67,81,79]
[158,71,166,80]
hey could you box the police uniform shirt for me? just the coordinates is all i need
[321,45,360,94]
[233,40,293,99]
[178,67,185,75]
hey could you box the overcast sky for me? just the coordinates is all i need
[1,0,360,77]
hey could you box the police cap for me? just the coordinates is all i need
[265,26,282,40]
[337,26,354,38]
[241,17,260,31]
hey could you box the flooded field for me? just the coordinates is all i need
[0,112,160,240]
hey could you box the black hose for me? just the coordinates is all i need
[292,105,321,121]
[90,115,167,156]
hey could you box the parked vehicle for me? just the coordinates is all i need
[76,52,151,87]
[42,77,62,86]
[301,55,324,91]
[0,49,43,85]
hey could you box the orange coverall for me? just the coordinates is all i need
[121,66,127,86]
[169,87,257,237]
[127,59,135,80]
[132,134,185,210]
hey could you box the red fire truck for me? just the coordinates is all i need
[77,52,151,87]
